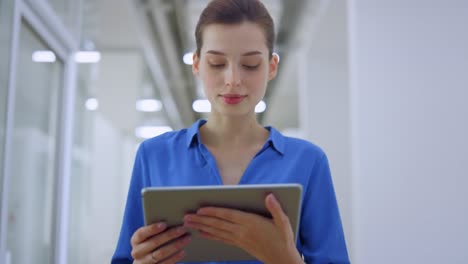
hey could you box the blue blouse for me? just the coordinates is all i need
[112,120,349,264]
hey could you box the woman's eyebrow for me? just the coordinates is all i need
[206,50,225,55]
[205,50,263,56]
[241,51,262,56]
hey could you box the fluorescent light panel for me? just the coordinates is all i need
[75,51,101,63]
[32,50,56,63]
[192,99,211,113]
[183,52,194,65]
[33,50,103,64]
[85,98,99,111]
[136,99,162,112]
[255,100,267,112]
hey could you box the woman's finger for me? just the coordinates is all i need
[146,235,191,264]
[196,207,253,224]
[132,226,188,259]
[198,230,236,246]
[265,193,291,230]
[157,249,187,264]
[184,219,234,242]
[131,222,167,246]
[184,214,238,234]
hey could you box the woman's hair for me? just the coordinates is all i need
[195,0,275,59]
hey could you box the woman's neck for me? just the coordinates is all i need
[200,114,268,149]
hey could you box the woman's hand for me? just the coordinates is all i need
[130,222,191,264]
[183,193,304,264]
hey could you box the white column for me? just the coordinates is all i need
[348,1,468,263]
[298,0,353,258]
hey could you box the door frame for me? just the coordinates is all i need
[0,0,80,263]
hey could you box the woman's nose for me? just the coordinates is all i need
[225,66,241,87]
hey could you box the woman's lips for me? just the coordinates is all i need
[221,94,247,105]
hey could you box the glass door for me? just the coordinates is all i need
[5,19,63,264]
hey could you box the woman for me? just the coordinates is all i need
[112,0,349,263]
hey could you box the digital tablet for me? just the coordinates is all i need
[141,183,303,263]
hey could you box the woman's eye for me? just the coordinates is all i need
[243,65,259,70]
[209,64,225,69]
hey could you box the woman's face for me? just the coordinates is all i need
[192,22,278,117]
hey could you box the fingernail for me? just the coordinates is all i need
[266,193,273,199]
[157,222,166,229]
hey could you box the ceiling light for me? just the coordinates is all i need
[136,99,162,112]
[183,52,194,65]
[255,100,267,113]
[192,99,211,113]
[135,126,173,139]
[85,98,99,111]
[32,50,56,63]
[75,51,101,63]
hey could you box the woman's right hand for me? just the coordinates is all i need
[131,222,191,264]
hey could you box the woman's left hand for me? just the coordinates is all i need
[183,193,304,264]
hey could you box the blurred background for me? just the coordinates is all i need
[0,0,467,263]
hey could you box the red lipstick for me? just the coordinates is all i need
[221,94,246,105]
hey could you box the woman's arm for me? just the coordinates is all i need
[299,153,350,263]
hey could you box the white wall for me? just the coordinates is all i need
[86,113,135,264]
[289,0,353,258]
[304,2,352,257]
[304,57,352,254]
[348,1,468,263]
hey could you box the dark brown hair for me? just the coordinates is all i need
[195,0,275,59]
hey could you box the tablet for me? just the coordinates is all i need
[141,183,302,263]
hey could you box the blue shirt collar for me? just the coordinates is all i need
[186,119,285,155]
[186,119,206,148]
[264,125,285,155]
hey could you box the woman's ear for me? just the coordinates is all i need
[268,53,279,81]
[192,52,200,76]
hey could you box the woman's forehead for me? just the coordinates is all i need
[201,22,268,54]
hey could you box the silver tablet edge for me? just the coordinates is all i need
[141,183,303,196]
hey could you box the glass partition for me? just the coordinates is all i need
[67,70,93,264]
[0,0,14,205]
[5,20,63,264]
